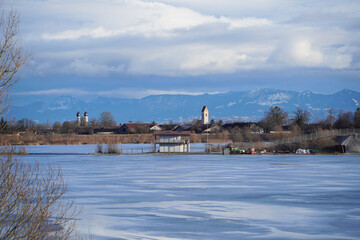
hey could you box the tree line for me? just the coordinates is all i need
[1,110,117,134]
[259,106,360,132]
[2,106,360,135]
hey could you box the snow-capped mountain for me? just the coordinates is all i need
[7,89,360,124]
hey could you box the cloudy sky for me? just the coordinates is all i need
[7,0,360,102]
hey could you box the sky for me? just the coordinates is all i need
[6,0,360,103]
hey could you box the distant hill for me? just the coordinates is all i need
[7,89,360,124]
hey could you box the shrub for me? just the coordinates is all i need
[97,144,103,153]
[106,144,121,154]
[0,147,79,239]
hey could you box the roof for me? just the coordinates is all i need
[123,123,157,129]
[202,125,220,133]
[222,122,248,129]
[153,131,191,136]
[201,106,208,112]
[222,122,263,128]
[93,126,122,132]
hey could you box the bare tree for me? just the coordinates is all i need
[0,3,83,239]
[99,111,116,127]
[334,110,354,129]
[0,148,79,239]
[263,106,288,131]
[291,107,311,130]
[354,108,360,128]
[89,118,100,128]
[61,121,78,134]
[326,107,336,128]
[0,2,30,117]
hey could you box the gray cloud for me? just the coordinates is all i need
[13,87,216,99]
[9,0,360,78]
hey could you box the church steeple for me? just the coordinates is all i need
[76,109,89,126]
[84,109,88,125]
[201,106,209,125]
[76,110,81,126]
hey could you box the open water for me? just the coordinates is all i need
[19,144,360,240]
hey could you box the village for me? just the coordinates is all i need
[1,105,360,154]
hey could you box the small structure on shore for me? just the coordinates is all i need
[153,131,191,153]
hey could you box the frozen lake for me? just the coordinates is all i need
[19,145,360,240]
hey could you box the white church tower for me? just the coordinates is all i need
[202,106,209,125]
[84,111,88,125]
[76,110,89,126]
[76,111,81,126]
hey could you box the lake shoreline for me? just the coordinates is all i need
[0,133,230,145]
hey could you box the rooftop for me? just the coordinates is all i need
[153,131,191,136]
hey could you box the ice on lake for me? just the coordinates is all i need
[20,145,360,240]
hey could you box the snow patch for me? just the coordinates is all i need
[352,98,359,106]
[47,96,77,111]
[305,104,322,111]
[248,92,291,106]
[301,90,312,97]
[228,102,236,107]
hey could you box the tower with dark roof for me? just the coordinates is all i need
[76,110,89,126]
[76,111,81,126]
[84,111,88,125]
[201,106,209,125]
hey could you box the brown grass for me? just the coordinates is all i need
[0,134,154,145]
[1,133,233,146]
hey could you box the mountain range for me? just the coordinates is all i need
[7,89,360,124]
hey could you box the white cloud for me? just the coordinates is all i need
[291,40,324,66]
[12,0,360,77]
[14,88,90,96]
[69,59,125,76]
[42,27,119,41]
[14,88,218,99]
[272,39,352,69]
[40,1,272,40]
[180,48,248,73]
[219,16,272,29]
[125,43,270,75]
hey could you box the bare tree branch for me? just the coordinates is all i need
[0,3,30,118]
[0,147,79,239]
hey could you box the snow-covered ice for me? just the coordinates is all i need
[20,145,360,240]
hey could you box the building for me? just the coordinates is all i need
[84,111,88,125]
[159,124,190,132]
[202,106,209,125]
[93,126,122,135]
[202,125,221,134]
[119,123,162,134]
[76,111,89,126]
[153,131,191,153]
[76,111,81,126]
